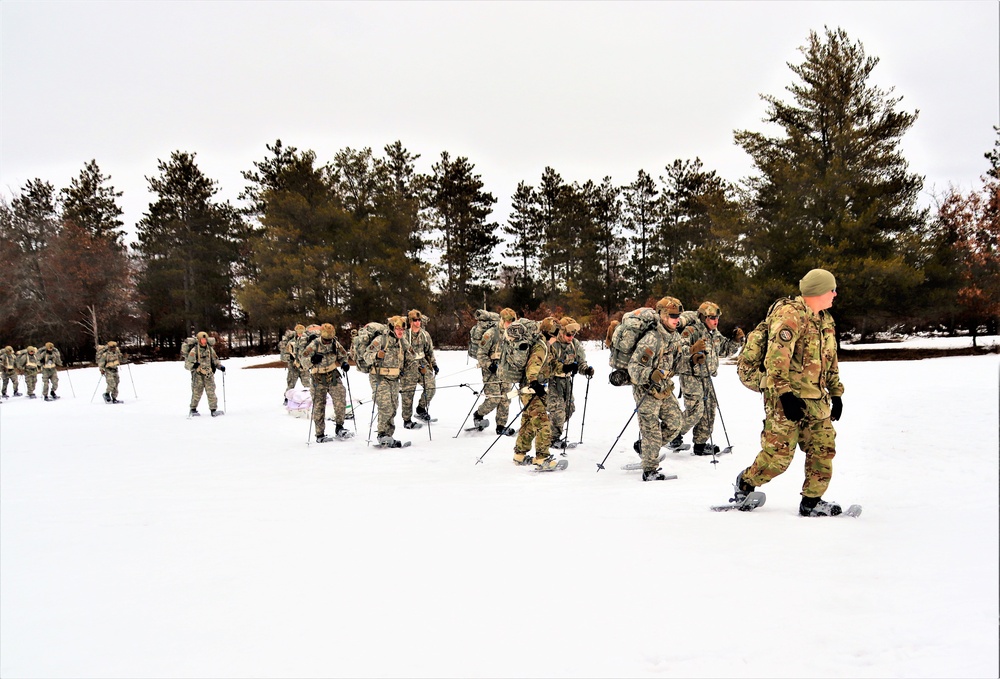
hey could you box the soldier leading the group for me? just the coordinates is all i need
[1,345,20,397]
[301,323,353,443]
[37,341,63,400]
[733,268,846,516]
[184,331,225,416]
[673,301,745,454]
[548,316,594,449]
[363,315,414,448]
[98,341,125,403]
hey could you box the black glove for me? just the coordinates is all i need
[488,361,498,374]
[192,362,200,371]
[584,366,595,378]
[529,380,546,397]
[433,364,439,375]
[341,362,350,372]
[217,364,226,372]
[310,353,323,365]
[831,396,843,422]
[779,392,806,422]
[564,362,579,375]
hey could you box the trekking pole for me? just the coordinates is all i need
[63,367,76,398]
[221,369,227,413]
[368,359,385,447]
[306,408,314,446]
[706,376,733,454]
[126,363,138,399]
[596,393,647,472]
[701,375,719,466]
[344,370,357,434]
[476,391,534,465]
[421,370,432,441]
[557,373,576,456]
[577,373,591,444]
[454,383,483,438]
[90,373,103,403]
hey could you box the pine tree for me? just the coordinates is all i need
[735,27,926,337]
[621,170,661,302]
[59,160,125,247]
[577,177,626,311]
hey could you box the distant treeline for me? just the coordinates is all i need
[2,28,998,362]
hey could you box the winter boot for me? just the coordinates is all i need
[111,398,123,404]
[283,397,288,406]
[550,438,569,449]
[512,450,533,466]
[496,424,516,436]
[415,406,432,422]
[378,435,403,448]
[43,394,51,401]
[693,443,719,456]
[211,409,224,417]
[633,439,642,455]
[316,432,332,443]
[642,467,668,481]
[533,454,560,471]
[799,496,842,517]
[734,471,756,502]
[335,424,354,439]
[403,420,423,429]
[667,434,684,450]
[50,391,57,399]
[473,414,489,431]
[103,392,112,403]
[189,408,200,417]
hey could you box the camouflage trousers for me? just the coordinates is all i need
[514,389,551,455]
[23,370,38,396]
[311,371,346,436]
[286,362,311,390]
[546,376,576,441]
[742,389,837,498]
[400,365,436,420]
[189,370,218,410]
[1,369,17,395]
[104,368,120,400]
[41,367,59,396]
[475,368,511,426]
[372,375,400,438]
[678,374,719,444]
[633,384,682,471]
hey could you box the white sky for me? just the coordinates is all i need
[2,1,997,247]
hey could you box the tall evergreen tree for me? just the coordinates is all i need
[621,169,661,302]
[135,151,244,344]
[735,27,926,336]
[59,160,126,247]
[578,176,626,311]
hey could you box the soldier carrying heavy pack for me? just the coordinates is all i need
[1,345,20,397]
[301,323,353,443]
[400,309,438,429]
[16,346,41,399]
[184,331,225,417]
[510,316,561,471]
[547,316,594,448]
[363,315,415,448]
[37,342,63,400]
[98,341,126,403]
[473,308,517,436]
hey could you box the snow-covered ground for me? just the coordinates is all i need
[1,342,997,678]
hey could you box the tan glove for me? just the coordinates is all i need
[733,327,745,342]
[690,338,707,354]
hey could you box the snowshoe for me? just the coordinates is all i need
[666,434,684,450]
[210,410,224,417]
[472,415,489,431]
[189,409,200,417]
[414,407,436,423]
[512,451,533,466]
[403,420,423,430]
[377,435,409,448]
[712,491,766,512]
[111,398,123,404]
[496,424,516,436]
[620,452,667,471]
[641,467,677,481]
[103,393,112,403]
[316,434,334,443]
[692,443,720,456]
[799,497,842,517]
[335,425,355,440]
[531,455,567,472]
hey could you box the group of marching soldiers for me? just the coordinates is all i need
[1,343,66,401]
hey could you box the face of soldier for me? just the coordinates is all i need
[410,320,421,332]
[661,313,680,331]
[199,337,207,346]
[704,315,719,331]
[559,330,575,344]
[806,289,838,312]
[393,325,404,339]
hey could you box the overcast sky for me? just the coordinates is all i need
[2,1,997,247]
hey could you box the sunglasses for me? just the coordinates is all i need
[705,315,718,321]
[667,314,681,320]
[564,332,576,338]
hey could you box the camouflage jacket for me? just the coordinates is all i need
[476,325,503,370]
[301,336,349,376]
[628,324,688,392]
[98,348,124,371]
[405,328,437,372]
[185,343,220,376]
[290,333,313,369]
[522,338,554,387]
[550,337,590,378]
[764,296,844,401]
[16,351,41,375]
[1,350,15,372]
[37,348,62,370]
[678,313,743,377]
[363,333,414,378]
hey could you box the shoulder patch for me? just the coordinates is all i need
[778,328,793,342]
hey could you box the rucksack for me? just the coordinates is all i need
[498,318,541,382]
[468,309,501,359]
[736,297,796,392]
[181,335,215,360]
[607,307,661,386]
[279,329,297,363]
[350,322,388,374]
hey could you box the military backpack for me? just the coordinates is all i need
[497,318,541,383]
[736,297,796,392]
[181,335,215,360]
[468,309,501,359]
[607,307,660,386]
[350,322,388,374]
[279,329,297,363]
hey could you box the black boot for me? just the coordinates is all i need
[799,496,842,517]
[734,471,756,502]
[633,439,642,455]
[642,467,667,481]
[667,434,684,450]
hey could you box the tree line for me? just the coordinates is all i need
[2,27,998,362]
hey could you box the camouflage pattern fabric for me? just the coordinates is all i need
[632,384,683,471]
[512,339,553,457]
[474,324,511,426]
[185,342,221,410]
[99,347,124,400]
[372,373,400,438]
[286,332,313,390]
[301,335,349,433]
[627,322,688,471]
[38,348,62,395]
[363,333,413,438]
[400,327,437,419]
[16,351,40,396]
[189,371,218,410]
[741,298,844,498]
[1,348,18,395]
[546,338,589,441]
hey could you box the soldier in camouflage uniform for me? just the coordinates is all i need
[474,308,517,435]
[627,297,695,481]
[301,323,352,442]
[38,342,63,400]
[98,341,125,403]
[1,345,20,397]
[184,331,225,416]
[734,269,846,517]
[512,317,560,470]
[400,310,439,429]
[16,346,41,398]
[548,316,595,448]
[284,324,313,396]
[363,315,414,447]
[674,302,745,454]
